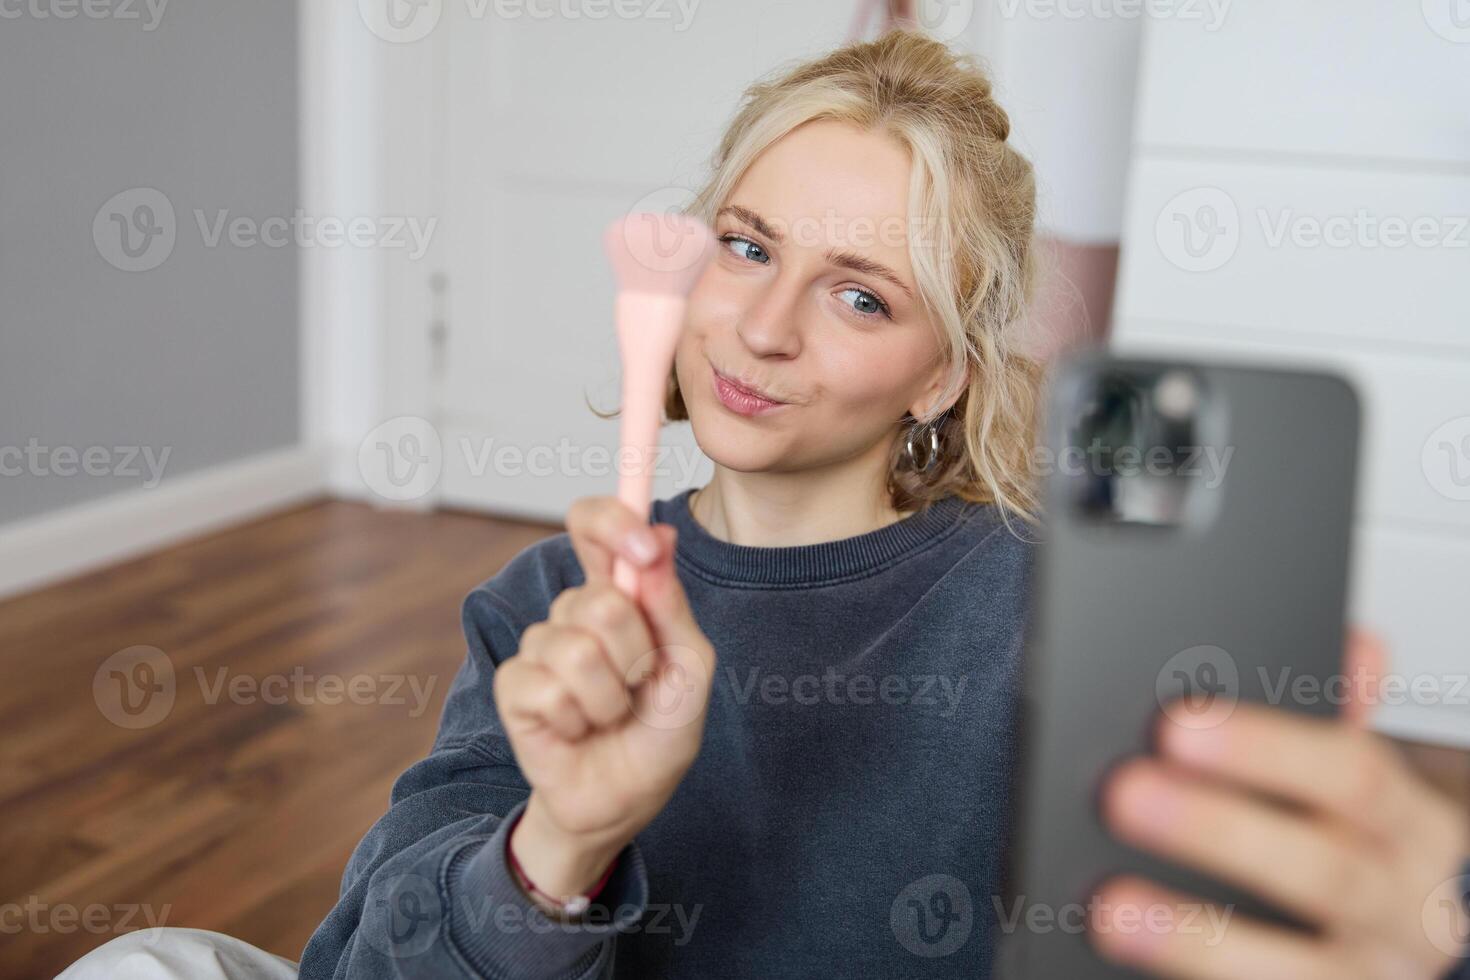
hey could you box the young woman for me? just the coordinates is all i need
[63,28,1469,980]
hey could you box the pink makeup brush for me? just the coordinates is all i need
[602,211,717,599]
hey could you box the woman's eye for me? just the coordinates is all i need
[719,233,889,321]
[719,234,769,264]
[838,286,891,320]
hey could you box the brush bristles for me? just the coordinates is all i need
[603,212,717,295]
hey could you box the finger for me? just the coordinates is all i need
[1088,875,1342,980]
[1155,701,1424,844]
[565,496,661,585]
[637,525,709,654]
[549,582,659,679]
[628,637,718,735]
[1101,757,1389,931]
[494,656,590,741]
[539,625,633,729]
[623,526,717,733]
[1340,626,1389,728]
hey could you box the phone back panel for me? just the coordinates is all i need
[997,350,1361,978]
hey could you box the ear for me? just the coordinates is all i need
[908,358,968,421]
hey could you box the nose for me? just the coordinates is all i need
[735,273,804,359]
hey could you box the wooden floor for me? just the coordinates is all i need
[2,499,1466,977]
[0,499,561,978]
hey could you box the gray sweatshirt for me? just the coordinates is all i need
[294,488,1135,976]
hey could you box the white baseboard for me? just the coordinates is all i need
[0,444,329,601]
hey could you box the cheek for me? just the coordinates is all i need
[685,266,745,330]
[672,336,703,399]
[675,287,719,374]
[819,342,928,411]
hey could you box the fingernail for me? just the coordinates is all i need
[625,529,659,564]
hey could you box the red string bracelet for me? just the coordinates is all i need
[504,809,618,917]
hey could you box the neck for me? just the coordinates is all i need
[689,451,914,548]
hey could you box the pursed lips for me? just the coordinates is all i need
[712,365,789,404]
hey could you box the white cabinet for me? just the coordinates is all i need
[1113,4,1470,746]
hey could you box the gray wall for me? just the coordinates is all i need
[0,2,298,525]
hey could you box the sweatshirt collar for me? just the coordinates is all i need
[652,488,973,588]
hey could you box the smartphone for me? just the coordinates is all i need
[995,348,1362,979]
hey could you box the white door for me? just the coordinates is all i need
[431,2,865,522]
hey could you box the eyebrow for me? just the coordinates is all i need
[717,204,915,301]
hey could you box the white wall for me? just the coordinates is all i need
[973,2,1144,244]
[1111,3,1470,747]
[969,6,1144,352]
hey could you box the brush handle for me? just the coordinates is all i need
[612,292,688,599]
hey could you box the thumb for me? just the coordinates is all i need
[1341,625,1389,728]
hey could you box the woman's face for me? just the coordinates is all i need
[675,119,955,477]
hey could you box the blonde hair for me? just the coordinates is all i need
[617,28,1044,524]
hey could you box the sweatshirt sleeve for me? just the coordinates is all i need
[297,583,650,979]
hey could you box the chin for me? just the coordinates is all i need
[687,403,792,473]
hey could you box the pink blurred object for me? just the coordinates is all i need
[846,0,914,41]
[601,211,717,599]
